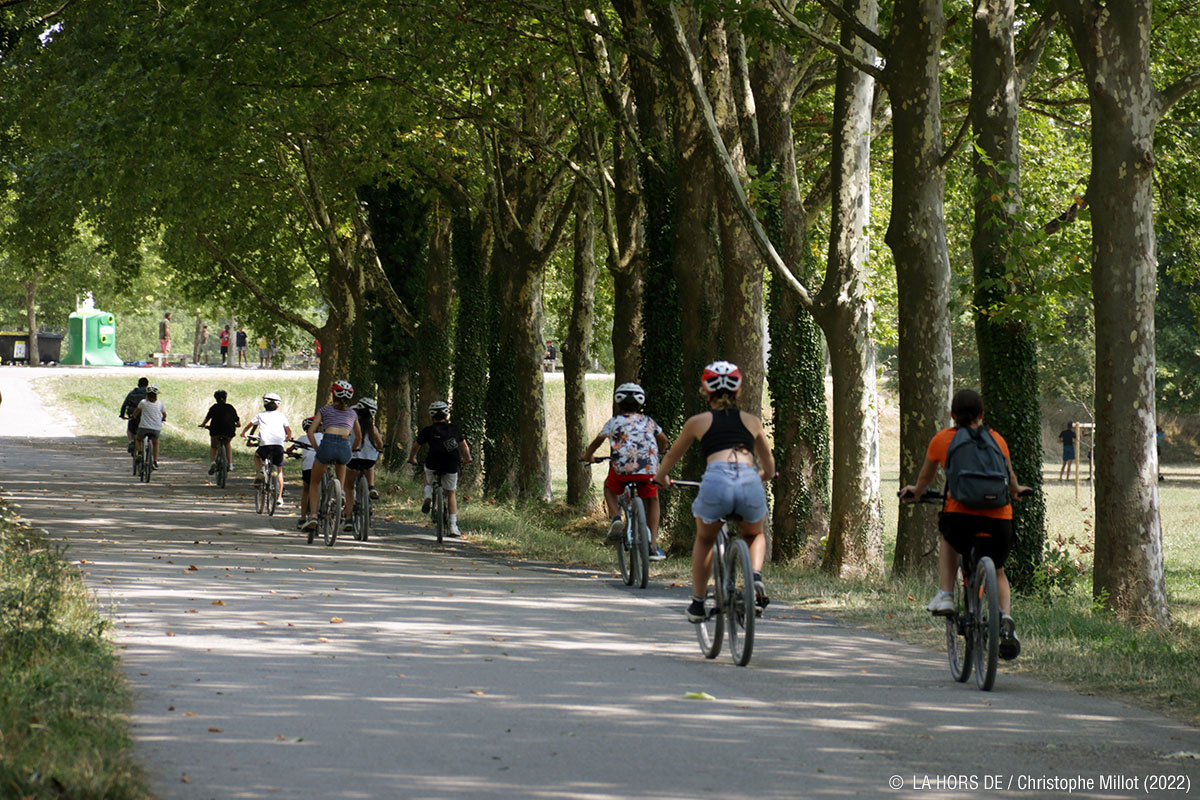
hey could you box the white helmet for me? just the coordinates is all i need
[263,392,281,404]
[356,397,378,414]
[429,400,450,417]
[146,384,160,394]
[614,383,645,406]
[701,361,742,394]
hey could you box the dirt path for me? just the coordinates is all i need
[3,370,1199,799]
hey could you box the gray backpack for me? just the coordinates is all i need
[945,426,1010,509]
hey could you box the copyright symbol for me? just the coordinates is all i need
[889,775,904,790]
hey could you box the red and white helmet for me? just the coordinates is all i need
[701,361,742,394]
[331,379,354,400]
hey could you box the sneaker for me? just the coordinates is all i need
[754,576,770,611]
[302,519,318,532]
[152,461,160,470]
[449,525,461,537]
[606,517,624,544]
[227,463,234,472]
[999,614,1021,660]
[343,521,355,532]
[649,546,667,562]
[127,442,135,455]
[369,486,379,500]
[421,497,431,514]
[208,462,218,475]
[686,598,708,623]
[295,517,307,530]
[927,589,955,615]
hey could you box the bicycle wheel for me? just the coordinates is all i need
[266,464,278,516]
[131,448,139,476]
[616,503,633,586]
[141,446,153,483]
[947,567,973,683]
[434,488,444,545]
[696,538,725,659]
[255,468,266,514]
[215,449,228,488]
[322,477,342,546]
[631,497,650,589]
[973,557,1000,691]
[354,473,370,541]
[725,537,755,666]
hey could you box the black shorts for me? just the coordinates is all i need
[347,457,376,472]
[938,513,1014,569]
[220,345,229,356]
[256,445,285,466]
[302,468,312,485]
[126,418,137,435]
[209,434,233,447]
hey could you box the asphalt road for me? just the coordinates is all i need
[2,371,1199,799]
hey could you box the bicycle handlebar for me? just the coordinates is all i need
[580,455,612,463]
[898,487,1035,502]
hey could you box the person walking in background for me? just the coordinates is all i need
[236,327,248,367]
[219,325,231,365]
[197,323,209,364]
[1058,422,1076,482]
[257,334,269,368]
[159,312,172,355]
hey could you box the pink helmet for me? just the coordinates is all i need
[700,361,742,394]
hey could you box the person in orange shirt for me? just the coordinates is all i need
[900,389,1031,659]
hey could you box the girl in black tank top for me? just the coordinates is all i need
[700,408,755,457]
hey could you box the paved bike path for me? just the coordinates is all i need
[2,431,1199,799]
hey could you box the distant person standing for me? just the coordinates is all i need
[257,334,270,368]
[159,312,172,355]
[219,325,231,365]
[197,323,209,364]
[1058,422,1076,481]
[236,327,248,367]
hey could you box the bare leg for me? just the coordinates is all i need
[691,518,724,599]
[938,537,958,593]
[740,519,767,571]
[645,496,660,543]
[602,486,619,519]
[997,567,1011,615]
[307,463,327,518]
[447,490,458,515]
[343,470,357,520]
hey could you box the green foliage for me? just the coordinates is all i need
[451,210,489,489]
[1156,234,1200,413]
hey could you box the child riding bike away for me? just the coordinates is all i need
[582,383,670,561]
[201,389,240,475]
[408,400,472,537]
[241,392,292,505]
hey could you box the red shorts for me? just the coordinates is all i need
[605,470,658,499]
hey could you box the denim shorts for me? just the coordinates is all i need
[691,461,768,524]
[316,434,352,466]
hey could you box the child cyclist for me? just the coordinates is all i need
[131,384,167,469]
[286,416,321,529]
[241,392,292,504]
[303,380,362,532]
[201,389,240,475]
[343,398,384,532]
[581,382,670,561]
[408,400,472,537]
[899,388,1031,660]
[119,376,149,453]
[654,362,775,622]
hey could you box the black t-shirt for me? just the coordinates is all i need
[1060,428,1076,447]
[204,403,241,437]
[120,387,147,418]
[417,422,465,473]
[236,331,247,348]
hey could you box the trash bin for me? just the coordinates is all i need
[37,332,64,363]
[0,331,28,363]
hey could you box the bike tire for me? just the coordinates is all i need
[216,450,228,488]
[632,497,650,589]
[354,473,370,541]
[947,567,973,683]
[726,537,755,666]
[266,464,278,516]
[131,450,139,477]
[322,477,342,546]
[973,557,1000,691]
[141,447,153,483]
[696,537,725,659]
[616,504,633,586]
[255,469,266,514]
[434,488,444,545]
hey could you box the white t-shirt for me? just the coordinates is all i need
[250,409,290,446]
[353,429,380,462]
[136,399,166,431]
[302,433,323,470]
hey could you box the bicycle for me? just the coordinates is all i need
[200,424,231,489]
[585,456,651,589]
[313,465,343,546]
[671,480,757,666]
[351,468,371,541]
[429,471,449,544]
[899,488,1030,691]
[135,434,154,483]
[245,435,278,517]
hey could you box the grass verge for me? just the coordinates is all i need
[0,499,149,799]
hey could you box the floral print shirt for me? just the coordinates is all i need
[600,413,663,475]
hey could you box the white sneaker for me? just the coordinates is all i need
[927,589,954,615]
[449,525,461,537]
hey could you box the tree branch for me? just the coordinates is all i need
[352,200,420,336]
[1015,5,1060,98]
[1159,70,1200,119]
[810,0,889,54]
[1039,190,1089,237]
[767,0,887,83]
[660,2,815,310]
[195,232,322,339]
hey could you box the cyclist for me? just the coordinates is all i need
[119,377,149,453]
[581,382,670,560]
[201,389,240,475]
[899,388,1031,660]
[408,400,472,537]
[303,380,362,532]
[287,416,320,530]
[131,384,166,469]
[343,398,384,532]
[654,361,775,623]
[241,392,292,505]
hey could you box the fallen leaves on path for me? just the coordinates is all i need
[212,600,225,606]
[329,617,343,623]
